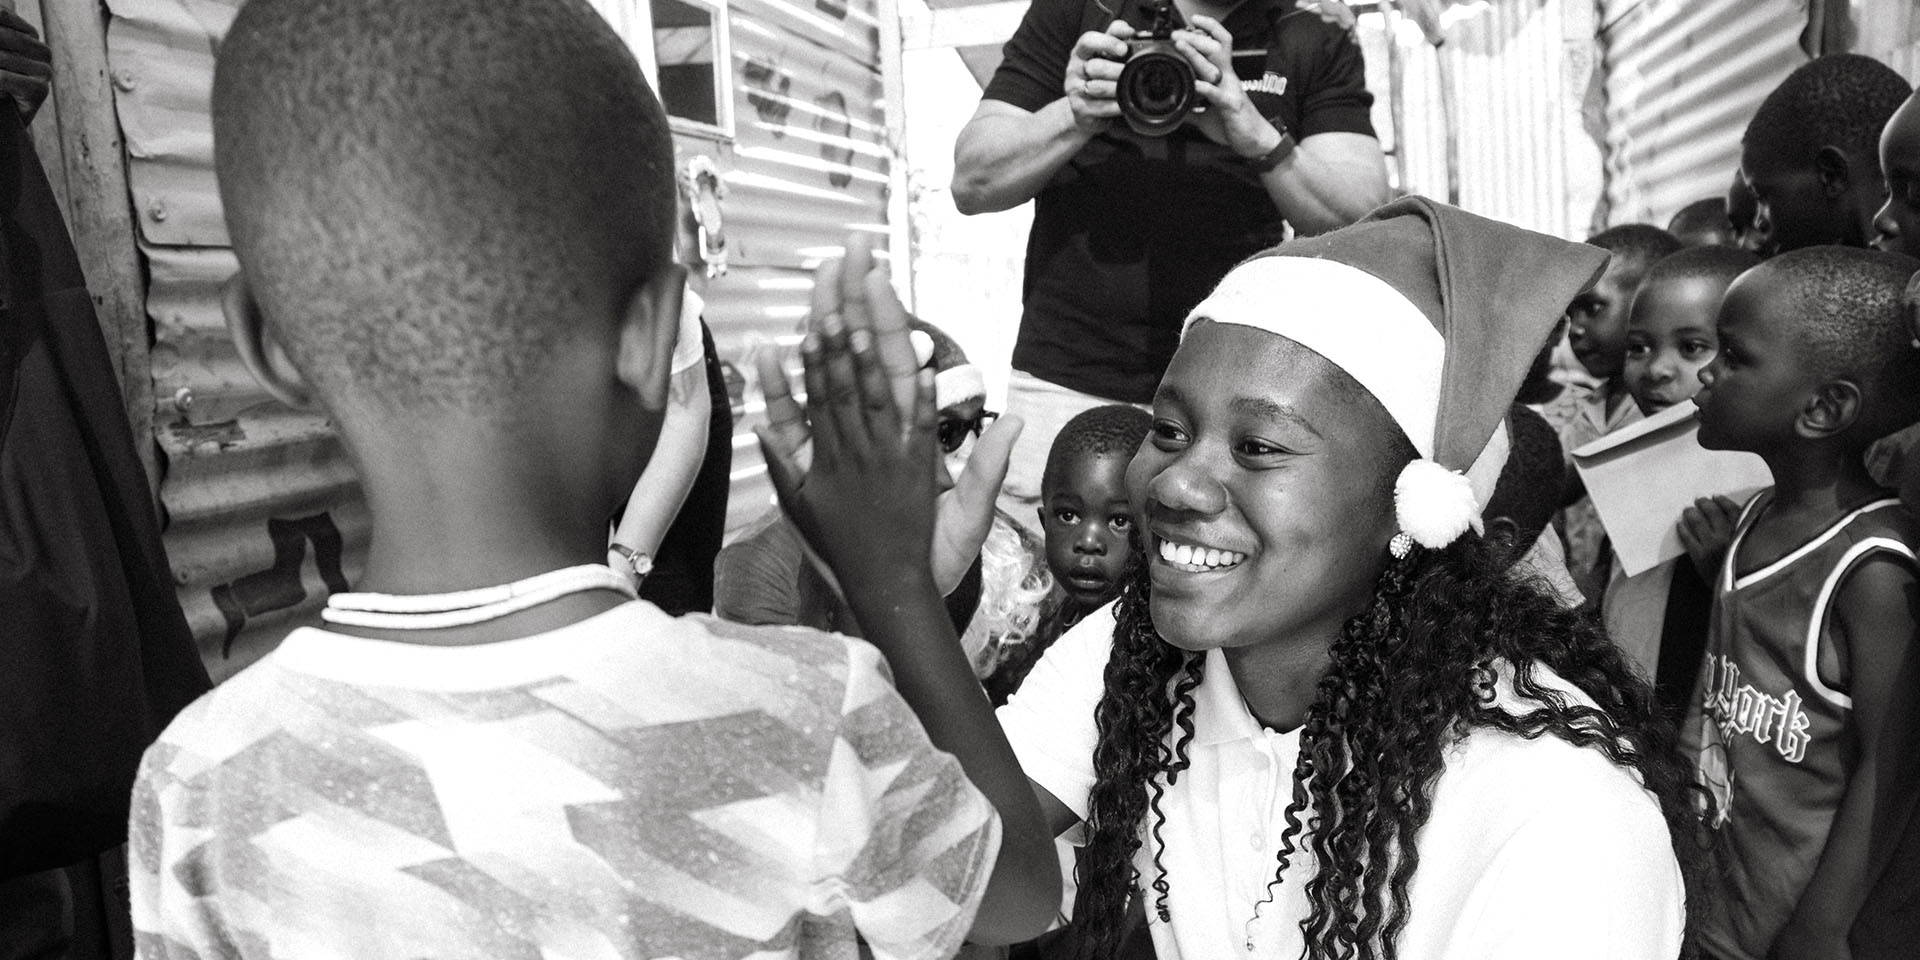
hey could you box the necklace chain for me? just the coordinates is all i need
[322,564,636,630]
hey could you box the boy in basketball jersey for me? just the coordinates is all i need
[1686,245,1920,960]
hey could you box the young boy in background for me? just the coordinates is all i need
[984,404,1151,708]
[1686,245,1920,960]
[1601,245,1758,722]
[1741,54,1910,257]
[128,0,1056,955]
[1554,223,1683,599]
[1036,404,1150,614]
[1668,196,1736,249]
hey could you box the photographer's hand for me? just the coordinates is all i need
[1174,15,1282,160]
[1065,21,1133,135]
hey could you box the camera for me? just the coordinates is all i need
[1116,0,1199,137]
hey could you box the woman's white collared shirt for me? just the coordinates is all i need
[997,603,1684,960]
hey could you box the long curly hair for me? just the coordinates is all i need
[1068,533,1710,960]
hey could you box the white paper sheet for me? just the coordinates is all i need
[1571,399,1772,577]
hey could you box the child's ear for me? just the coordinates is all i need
[221,271,314,410]
[1815,145,1854,199]
[615,263,688,412]
[1799,379,1863,439]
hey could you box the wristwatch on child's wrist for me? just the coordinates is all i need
[607,543,653,586]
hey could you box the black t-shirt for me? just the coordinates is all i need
[984,0,1375,402]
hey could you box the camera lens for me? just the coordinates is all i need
[1117,47,1195,137]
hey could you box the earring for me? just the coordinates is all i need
[1389,532,1414,560]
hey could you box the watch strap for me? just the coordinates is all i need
[608,543,653,580]
[1248,129,1297,174]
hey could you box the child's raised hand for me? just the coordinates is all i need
[1678,495,1741,582]
[755,242,942,593]
[931,414,1023,591]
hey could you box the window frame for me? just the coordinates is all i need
[650,0,736,141]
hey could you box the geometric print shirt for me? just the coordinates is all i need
[129,601,999,960]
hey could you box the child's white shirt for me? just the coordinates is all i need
[671,286,705,376]
[130,601,998,960]
[999,602,1684,960]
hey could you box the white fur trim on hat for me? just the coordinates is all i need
[1185,257,1444,460]
[935,364,985,409]
[909,330,937,369]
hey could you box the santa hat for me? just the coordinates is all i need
[907,317,986,409]
[1183,196,1608,555]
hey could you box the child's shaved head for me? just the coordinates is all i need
[1642,245,1761,292]
[1742,55,1911,255]
[1586,224,1683,276]
[1043,404,1152,490]
[1746,55,1911,186]
[1767,246,1920,434]
[214,0,676,418]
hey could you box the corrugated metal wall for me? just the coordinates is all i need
[1599,0,1805,227]
[685,0,896,531]
[102,0,894,680]
[1359,0,1608,239]
[1851,0,1920,87]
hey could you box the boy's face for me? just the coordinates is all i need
[1039,451,1135,605]
[1694,270,1818,453]
[1742,143,1854,257]
[1128,322,1398,654]
[1623,274,1724,416]
[1873,96,1920,258]
[1565,260,1639,382]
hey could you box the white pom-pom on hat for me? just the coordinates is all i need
[1393,458,1480,552]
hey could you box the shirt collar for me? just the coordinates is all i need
[1192,648,1281,747]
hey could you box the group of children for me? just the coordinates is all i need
[1527,51,1920,960]
[111,2,1920,959]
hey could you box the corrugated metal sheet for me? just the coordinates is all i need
[1599,0,1805,227]
[680,0,896,530]
[1361,0,1605,238]
[1851,0,1920,85]
[102,0,896,678]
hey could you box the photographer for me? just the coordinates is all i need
[953,0,1387,528]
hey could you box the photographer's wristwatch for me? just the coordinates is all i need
[1246,127,1298,174]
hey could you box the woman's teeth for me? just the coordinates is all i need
[1157,538,1246,571]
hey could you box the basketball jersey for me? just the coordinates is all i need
[1685,492,1918,960]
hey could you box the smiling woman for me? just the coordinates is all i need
[997,197,1704,960]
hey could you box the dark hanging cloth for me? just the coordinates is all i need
[0,102,210,878]
[637,321,731,616]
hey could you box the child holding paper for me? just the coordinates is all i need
[1598,246,1758,721]
[1685,245,1920,960]
[1556,224,1684,599]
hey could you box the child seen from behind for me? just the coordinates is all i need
[128,1,1056,955]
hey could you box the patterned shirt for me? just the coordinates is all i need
[130,601,999,960]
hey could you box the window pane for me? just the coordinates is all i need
[652,0,719,127]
